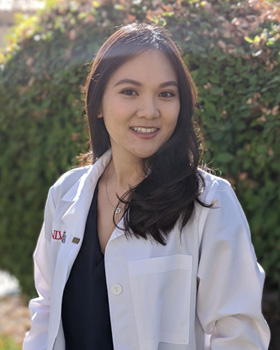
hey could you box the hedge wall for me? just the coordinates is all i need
[0,0,279,299]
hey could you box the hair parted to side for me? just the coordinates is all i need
[84,22,210,245]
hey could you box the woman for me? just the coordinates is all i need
[23,23,270,350]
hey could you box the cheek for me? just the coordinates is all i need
[105,98,133,120]
[174,104,180,126]
[165,104,180,127]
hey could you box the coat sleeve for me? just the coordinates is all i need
[196,181,270,350]
[22,186,56,350]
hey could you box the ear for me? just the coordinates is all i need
[97,112,103,118]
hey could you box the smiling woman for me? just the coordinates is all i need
[23,23,270,350]
[99,50,180,161]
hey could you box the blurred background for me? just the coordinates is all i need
[0,0,279,349]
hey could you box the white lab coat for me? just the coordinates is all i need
[23,149,270,350]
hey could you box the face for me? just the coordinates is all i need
[100,50,180,163]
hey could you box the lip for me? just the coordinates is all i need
[130,126,160,139]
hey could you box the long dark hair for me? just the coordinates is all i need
[84,23,210,245]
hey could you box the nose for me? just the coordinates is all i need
[137,96,160,119]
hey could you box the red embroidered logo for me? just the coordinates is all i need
[52,230,63,240]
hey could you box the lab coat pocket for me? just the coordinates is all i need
[128,254,192,348]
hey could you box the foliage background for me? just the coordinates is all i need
[0,334,21,350]
[0,0,279,347]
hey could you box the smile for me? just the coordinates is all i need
[130,127,159,134]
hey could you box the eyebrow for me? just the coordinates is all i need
[113,79,178,88]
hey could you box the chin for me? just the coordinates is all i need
[134,149,159,159]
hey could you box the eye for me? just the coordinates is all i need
[121,89,138,96]
[159,91,175,98]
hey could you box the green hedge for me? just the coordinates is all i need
[0,0,279,298]
[0,334,21,350]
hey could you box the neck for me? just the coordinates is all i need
[106,151,146,194]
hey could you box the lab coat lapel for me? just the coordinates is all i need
[48,150,116,349]
[61,149,112,242]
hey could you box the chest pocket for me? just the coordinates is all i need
[128,254,192,349]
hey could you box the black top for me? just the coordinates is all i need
[62,184,114,349]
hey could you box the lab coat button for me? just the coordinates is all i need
[111,284,123,296]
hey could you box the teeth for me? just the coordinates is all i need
[131,127,158,134]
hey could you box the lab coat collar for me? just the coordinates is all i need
[61,148,112,202]
[60,149,115,242]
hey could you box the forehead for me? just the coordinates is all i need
[107,50,178,86]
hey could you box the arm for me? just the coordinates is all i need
[197,182,270,350]
[23,187,55,350]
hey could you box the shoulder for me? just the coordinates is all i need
[48,165,92,202]
[196,169,251,245]
[53,165,91,188]
[197,168,232,204]
[46,149,112,204]
[197,168,248,230]
[197,168,244,217]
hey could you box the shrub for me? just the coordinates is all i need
[0,334,21,350]
[0,0,279,299]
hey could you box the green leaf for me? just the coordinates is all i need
[215,152,235,163]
